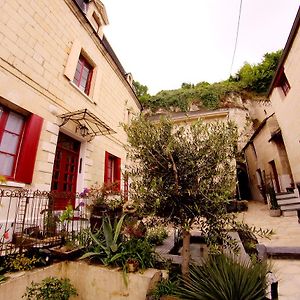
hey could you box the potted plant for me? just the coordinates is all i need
[50,204,83,258]
[80,183,125,230]
[267,185,281,217]
[22,276,77,300]
[126,258,139,272]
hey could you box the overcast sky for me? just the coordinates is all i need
[102,0,299,95]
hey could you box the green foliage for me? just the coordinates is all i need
[0,274,6,284]
[80,214,156,270]
[4,254,40,272]
[80,215,126,265]
[121,238,156,269]
[237,50,282,93]
[124,116,238,236]
[150,278,179,299]
[133,80,151,104]
[146,225,168,245]
[176,254,269,300]
[59,204,74,224]
[124,116,260,277]
[0,267,7,284]
[138,50,282,112]
[22,277,77,300]
[143,80,244,112]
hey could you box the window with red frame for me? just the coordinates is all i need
[73,55,93,95]
[0,106,25,177]
[0,104,43,183]
[104,151,121,190]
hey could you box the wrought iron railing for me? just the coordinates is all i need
[0,189,90,256]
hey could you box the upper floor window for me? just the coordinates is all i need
[279,72,290,96]
[0,106,25,177]
[73,55,93,95]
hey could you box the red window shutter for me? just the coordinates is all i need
[85,68,93,95]
[115,157,121,191]
[104,151,109,183]
[15,114,43,183]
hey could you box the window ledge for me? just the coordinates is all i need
[0,181,26,188]
[69,81,96,105]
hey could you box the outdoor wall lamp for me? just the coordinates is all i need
[77,124,89,137]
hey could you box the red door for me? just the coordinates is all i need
[51,133,80,210]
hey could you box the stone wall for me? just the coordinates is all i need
[0,261,162,300]
[0,0,140,191]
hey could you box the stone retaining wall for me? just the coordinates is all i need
[0,261,162,300]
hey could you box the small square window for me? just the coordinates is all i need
[275,70,290,96]
[279,72,290,96]
[73,55,93,95]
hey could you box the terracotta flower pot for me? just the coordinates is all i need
[126,259,139,272]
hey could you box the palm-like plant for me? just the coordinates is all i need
[176,254,269,300]
[80,215,126,265]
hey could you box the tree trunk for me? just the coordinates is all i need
[181,229,191,280]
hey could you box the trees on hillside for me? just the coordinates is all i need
[134,50,282,112]
[124,116,238,278]
[236,49,282,93]
[133,81,151,104]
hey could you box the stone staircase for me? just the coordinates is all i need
[276,189,300,216]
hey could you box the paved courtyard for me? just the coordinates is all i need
[239,200,300,299]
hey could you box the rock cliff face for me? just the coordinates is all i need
[145,94,273,153]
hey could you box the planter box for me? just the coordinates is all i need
[49,246,84,259]
[0,261,163,300]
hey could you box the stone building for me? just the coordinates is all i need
[268,7,300,185]
[0,0,141,236]
[149,105,252,199]
[243,112,293,201]
[243,7,300,205]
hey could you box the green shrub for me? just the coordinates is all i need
[176,254,269,300]
[22,277,77,300]
[150,278,179,300]
[121,238,156,269]
[0,267,7,284]
[4,254,40,272]
[146,225,168,245]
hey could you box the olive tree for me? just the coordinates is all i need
[124,116,238,278]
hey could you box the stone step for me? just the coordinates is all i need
[257,244,300,259]
[280,203,300,211]
[282,210,297,217]
[276,193,298,200]
[278,198,300,205]
[276,191,293,195]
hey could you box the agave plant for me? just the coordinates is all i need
[80,214,126,265]
[176,254,269,300]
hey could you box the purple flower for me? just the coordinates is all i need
[80,188,90,198]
